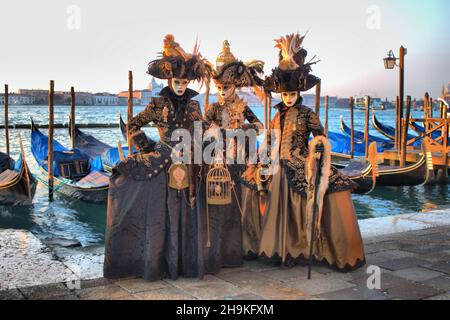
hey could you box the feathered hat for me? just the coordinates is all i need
[147,34,212,84]
[213,40,265,88]
[264,32,320,93]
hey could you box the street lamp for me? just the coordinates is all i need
[383,46,408,166]
[383,50,397,70]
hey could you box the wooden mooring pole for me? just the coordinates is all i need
[424,92,430,135]
[398,46,406,128]
[70,87,76,149]
[364,96,370,158]
[314,81,321,117]
[395,96,400,151]
[349,96,355,158]
[48,80,55,202]
[429,96,433,119]
[441,100,448,179]
[4,84,10,155]
[400,96,412,167]
[126,71,133,152]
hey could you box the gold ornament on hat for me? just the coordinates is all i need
[215,40,237,73]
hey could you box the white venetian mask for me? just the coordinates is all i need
[281,91,299,107]
[170,78,190,96]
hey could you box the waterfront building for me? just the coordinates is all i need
[148,77,164,96]
[61,92,93,105]
[0,93,36,105]
[137,90,153,105]
[18,89,48,104]
[442,82,450,105]
[117,92,141,105]
[93,93,119,106]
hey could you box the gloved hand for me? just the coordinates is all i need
[315,143,325,154]
[130,130,154,154]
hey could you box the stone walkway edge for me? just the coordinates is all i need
[1,209,449,300]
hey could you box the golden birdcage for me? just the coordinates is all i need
[206,162,232,205]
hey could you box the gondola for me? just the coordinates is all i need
[328,130,366,165]
[69,119,121,173]
[119,114,128,141]
[409,120,441,139]
[371,112,419,141]
[334,142,378,194]
[119,114,158,148]
[118,113,157,152]
[31,120,109,203]
[69,118,112,160]
[0,135,37,205]
[340,116,395,151]
[375,142,434,187]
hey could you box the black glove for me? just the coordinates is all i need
[315,143,325,154]
[130,130,154,153]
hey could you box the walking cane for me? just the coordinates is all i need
[307,142,325,280]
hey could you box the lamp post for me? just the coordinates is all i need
[384,46,408,165]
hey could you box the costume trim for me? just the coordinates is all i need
[305,136,331,243]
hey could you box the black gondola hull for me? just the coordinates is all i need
[350,175,375,194]
[56,181,108,203]
[32,120,109,204]
[0,166,37,206]
[376,157,428,187]
[38,168,108,204]
[334,158,376,194]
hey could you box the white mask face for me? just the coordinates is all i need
[170,78,190,96]
[281,91,299,107]
[217,83,236,102]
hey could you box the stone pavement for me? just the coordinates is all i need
[1,225,449,300]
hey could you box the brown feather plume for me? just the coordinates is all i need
[274,32,306,71]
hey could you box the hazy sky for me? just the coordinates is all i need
[0,0,448,99]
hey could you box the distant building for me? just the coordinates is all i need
[148,77,164,95]
[93,93,118,106]
[61,92,93,105]
[117,91,141,105]
[336,98,350,108]
[0,93,35,105]
[18,89,48,104]
[117,78,164,106]
[300,94,337,107]
[442,82,450,104]
[302,94,315,107]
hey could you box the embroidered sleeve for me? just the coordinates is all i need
[128,100,158,135]
[244,105,263,130]
[188,100,203,122]
[308,110,324,137]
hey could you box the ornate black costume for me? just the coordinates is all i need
[104,34,212,281]
[241,33,365,270]
[201,41,264,273]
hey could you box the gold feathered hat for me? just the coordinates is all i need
[213,40,265,88]
[264,32,320,93]
[147,34,213,84]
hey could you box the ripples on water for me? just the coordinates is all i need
[0,104,448,246]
